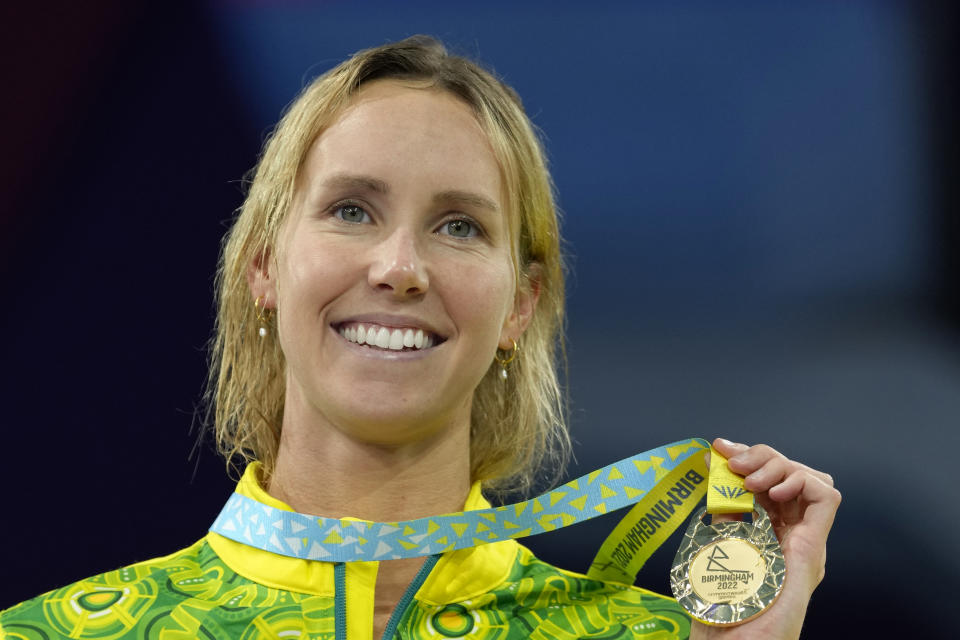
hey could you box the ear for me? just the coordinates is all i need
[246,246,277,309]
[499,262,542,349]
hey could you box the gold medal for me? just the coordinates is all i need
[670,503,785,626]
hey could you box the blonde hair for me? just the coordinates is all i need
[206,36,568,495]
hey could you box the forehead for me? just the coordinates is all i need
[297,80,504,206]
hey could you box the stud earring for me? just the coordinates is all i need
[494,338,519,380]
[254,296,273,337]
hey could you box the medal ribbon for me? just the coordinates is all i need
[705,444,754,514]
[210,438,709,570]
[587,447,708,583]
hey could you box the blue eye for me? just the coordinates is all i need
[335,204,370,223]
[440,219,477,238]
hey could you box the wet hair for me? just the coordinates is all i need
[205,35,568,496]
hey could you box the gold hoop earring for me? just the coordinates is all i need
[494,338,519,380]
[254,296,273,337]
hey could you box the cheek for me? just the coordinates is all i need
[445,259,516,337]
[277,242,356,325]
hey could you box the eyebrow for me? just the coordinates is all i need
[433,190,500,214]
[321,173,389,194]
[320,173,499,213]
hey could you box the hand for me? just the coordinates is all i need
[688,438,841,640]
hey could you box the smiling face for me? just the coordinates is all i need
[251,80,533,446]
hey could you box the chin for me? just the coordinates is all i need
[334,406,467,448]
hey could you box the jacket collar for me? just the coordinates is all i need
[207,462,518,602]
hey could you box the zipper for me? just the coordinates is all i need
[334,562,347,640]
[380,554,441,640]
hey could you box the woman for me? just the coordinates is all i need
[0,36,839,640]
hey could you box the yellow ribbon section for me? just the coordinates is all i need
[588,449,708,584]
[706,444,754,514]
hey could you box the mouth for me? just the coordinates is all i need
[334,321,446,352]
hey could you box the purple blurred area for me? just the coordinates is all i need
[2,1,957,635]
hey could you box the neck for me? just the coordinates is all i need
[266,391,473,523]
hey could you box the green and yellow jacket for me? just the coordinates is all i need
[0,465,690,639]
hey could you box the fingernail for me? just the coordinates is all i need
[717,438,734,447]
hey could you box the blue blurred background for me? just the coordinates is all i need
[2,1,957,635]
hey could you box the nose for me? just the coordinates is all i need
[368,229,429,298]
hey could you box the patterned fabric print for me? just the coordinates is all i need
[1,543,689,639]
[211,439,708,562]
[397,550,691,639]
[0,541,336,640]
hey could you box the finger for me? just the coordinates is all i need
[726,443,785,477]
[769,469,840,511]
[794,462,834,488]
[713,441,835,489]
[713,440,833,487]
[775,472,841,539]
[775,472,840,582]
[711,437,749,459]
[742,455,793,494]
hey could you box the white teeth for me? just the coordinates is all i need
[339,322,438,351]
[388,329,404,350]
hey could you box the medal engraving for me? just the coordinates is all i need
[689,539,766,602]
[670,504,785,626]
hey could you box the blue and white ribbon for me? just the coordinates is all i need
[210,438,708,562]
